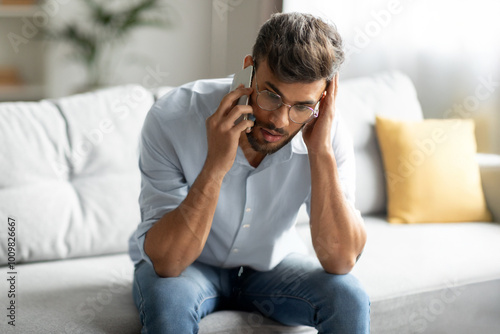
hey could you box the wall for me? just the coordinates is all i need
[43,0,280,98]
[44,0,213,97]
[284,0,500,153]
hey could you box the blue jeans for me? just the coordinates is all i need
[133,253,370,334]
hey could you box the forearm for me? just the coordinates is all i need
[309,150,366,274]
[143,85,254,278]
[144,164,225,277]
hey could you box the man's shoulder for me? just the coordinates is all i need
[151,77,232,122]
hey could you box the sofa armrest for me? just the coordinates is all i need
[477,153,500,222]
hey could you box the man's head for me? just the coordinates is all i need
[243,12,344,155]
[252,12,344,84]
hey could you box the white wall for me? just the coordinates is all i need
[44,0,280,98]
[284,0,500,153]
[45,0,213,97]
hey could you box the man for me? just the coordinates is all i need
[129,12,369,334]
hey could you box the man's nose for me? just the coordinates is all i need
[269,104,290,129]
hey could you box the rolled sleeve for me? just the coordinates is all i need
[132,106,189,264]
[305,112,357,215]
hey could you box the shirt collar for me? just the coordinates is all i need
[235,138,295,171]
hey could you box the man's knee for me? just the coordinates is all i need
[138,276,201,333]
[148,276,200,311]
[327,274,370,314]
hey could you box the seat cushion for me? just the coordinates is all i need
[199,311,315,334]
[2,254,315,334]
[8,216,500,334]
[296,215,500,333]
[4,254,140,334]
[351,216,500,299]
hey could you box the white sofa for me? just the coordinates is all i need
[1,72,499,334]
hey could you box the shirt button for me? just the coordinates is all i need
[232,248,239,253]
[245,208,251,212]
[242,224,250,228]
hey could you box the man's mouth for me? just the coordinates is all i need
[260,128,283,143]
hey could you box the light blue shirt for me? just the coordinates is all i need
[128,77,357,271]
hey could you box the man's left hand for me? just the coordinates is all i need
[302,73,339,156]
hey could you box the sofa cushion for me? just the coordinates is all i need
[336,71,423,214]
[351,216,500,333]
[7,216,500,334]
[5,254,315,334]
[477,153,500,222]
[297,215,500,333]
[375,116,491,223]
[0,85,154,265]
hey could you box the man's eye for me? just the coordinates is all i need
[265,91,281,103]
[294,105,312,113]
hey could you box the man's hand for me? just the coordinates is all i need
[144,85,254,278]
[302,74,338,156]
[205,85,254,174]
[303,73,367,274]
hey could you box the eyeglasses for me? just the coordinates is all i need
[253,69,322,124]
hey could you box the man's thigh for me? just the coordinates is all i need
[132,260,224,333]
[237,253,370,332]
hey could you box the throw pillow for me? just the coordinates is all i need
[375,116,492,223]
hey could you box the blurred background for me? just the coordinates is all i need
[0,0,498,153]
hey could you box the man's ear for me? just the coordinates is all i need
[243,55,254,69]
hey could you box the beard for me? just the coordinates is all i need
[245,119,304,155]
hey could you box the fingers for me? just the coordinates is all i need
[207,85,255,138]
[233,118,255,134]
[333,73,339,100]
[215,85,253,119]
[226,104,253,126]
[216,85,255,132]
[321,73,339,111]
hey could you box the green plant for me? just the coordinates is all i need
[50,0,171,89]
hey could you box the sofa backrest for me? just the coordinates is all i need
[0,85,154,265]
[152,72,424,215]
[0,72,423,265]
[336,71,423,214]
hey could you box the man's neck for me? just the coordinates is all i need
[239,132,266,168]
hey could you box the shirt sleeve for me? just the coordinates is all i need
[133,105,189,264]
[305,111,360,218]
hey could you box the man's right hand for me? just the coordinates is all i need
[144,85,254,278]
[205,85,254,175]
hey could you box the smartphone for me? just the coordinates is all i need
[231,65,254,125]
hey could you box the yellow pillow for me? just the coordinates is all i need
[375,116,492,224]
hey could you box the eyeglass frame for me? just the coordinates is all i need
[252,65,323,124]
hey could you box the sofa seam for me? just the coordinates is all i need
[50,98,75,178]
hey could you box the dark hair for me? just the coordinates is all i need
[252,12,344,83]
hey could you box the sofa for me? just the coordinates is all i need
[1,71,499,334]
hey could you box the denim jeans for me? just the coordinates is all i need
[133,253,370,334]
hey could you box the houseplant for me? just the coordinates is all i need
[49,0,171,91]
